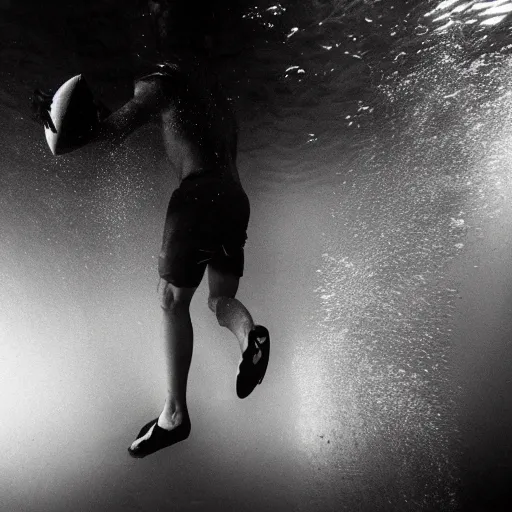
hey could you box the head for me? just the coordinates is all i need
[146,0,215,59]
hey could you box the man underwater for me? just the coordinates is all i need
[31,2,270,459]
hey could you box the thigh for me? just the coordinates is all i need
[158,188,209,287]
[207,243,245,279]
[208,185,250,277]
[207,264,240,299]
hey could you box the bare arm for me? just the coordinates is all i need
[89,77,166,148]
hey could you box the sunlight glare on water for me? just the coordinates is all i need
[426,0,512,27]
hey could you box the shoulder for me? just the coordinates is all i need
[134,75,167,101]
[134,61,182,93]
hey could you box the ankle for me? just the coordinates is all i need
[159,407,188,427]
[162,400,188,419]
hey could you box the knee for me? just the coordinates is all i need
[158,280,189,311]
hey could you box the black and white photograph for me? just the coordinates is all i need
[1,1,512,510]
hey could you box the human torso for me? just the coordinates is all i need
[152,61,241,185]
[160,105,240,184]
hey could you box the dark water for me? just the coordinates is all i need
[2,1,512,511]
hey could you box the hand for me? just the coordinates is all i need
[30,89,57,133]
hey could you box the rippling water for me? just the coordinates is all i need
[2,1,512,511]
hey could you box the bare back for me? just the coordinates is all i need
[139,62,241,185]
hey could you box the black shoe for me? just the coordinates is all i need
[128,416,191,459]
[236,325,270,399]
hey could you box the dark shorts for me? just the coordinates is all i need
[158,173,250,288]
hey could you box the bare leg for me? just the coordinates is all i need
[157,280,196,428]
[209,296,254,354]
[207,266,270,399]
[128,280,196,457]
[207,267,254,353]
